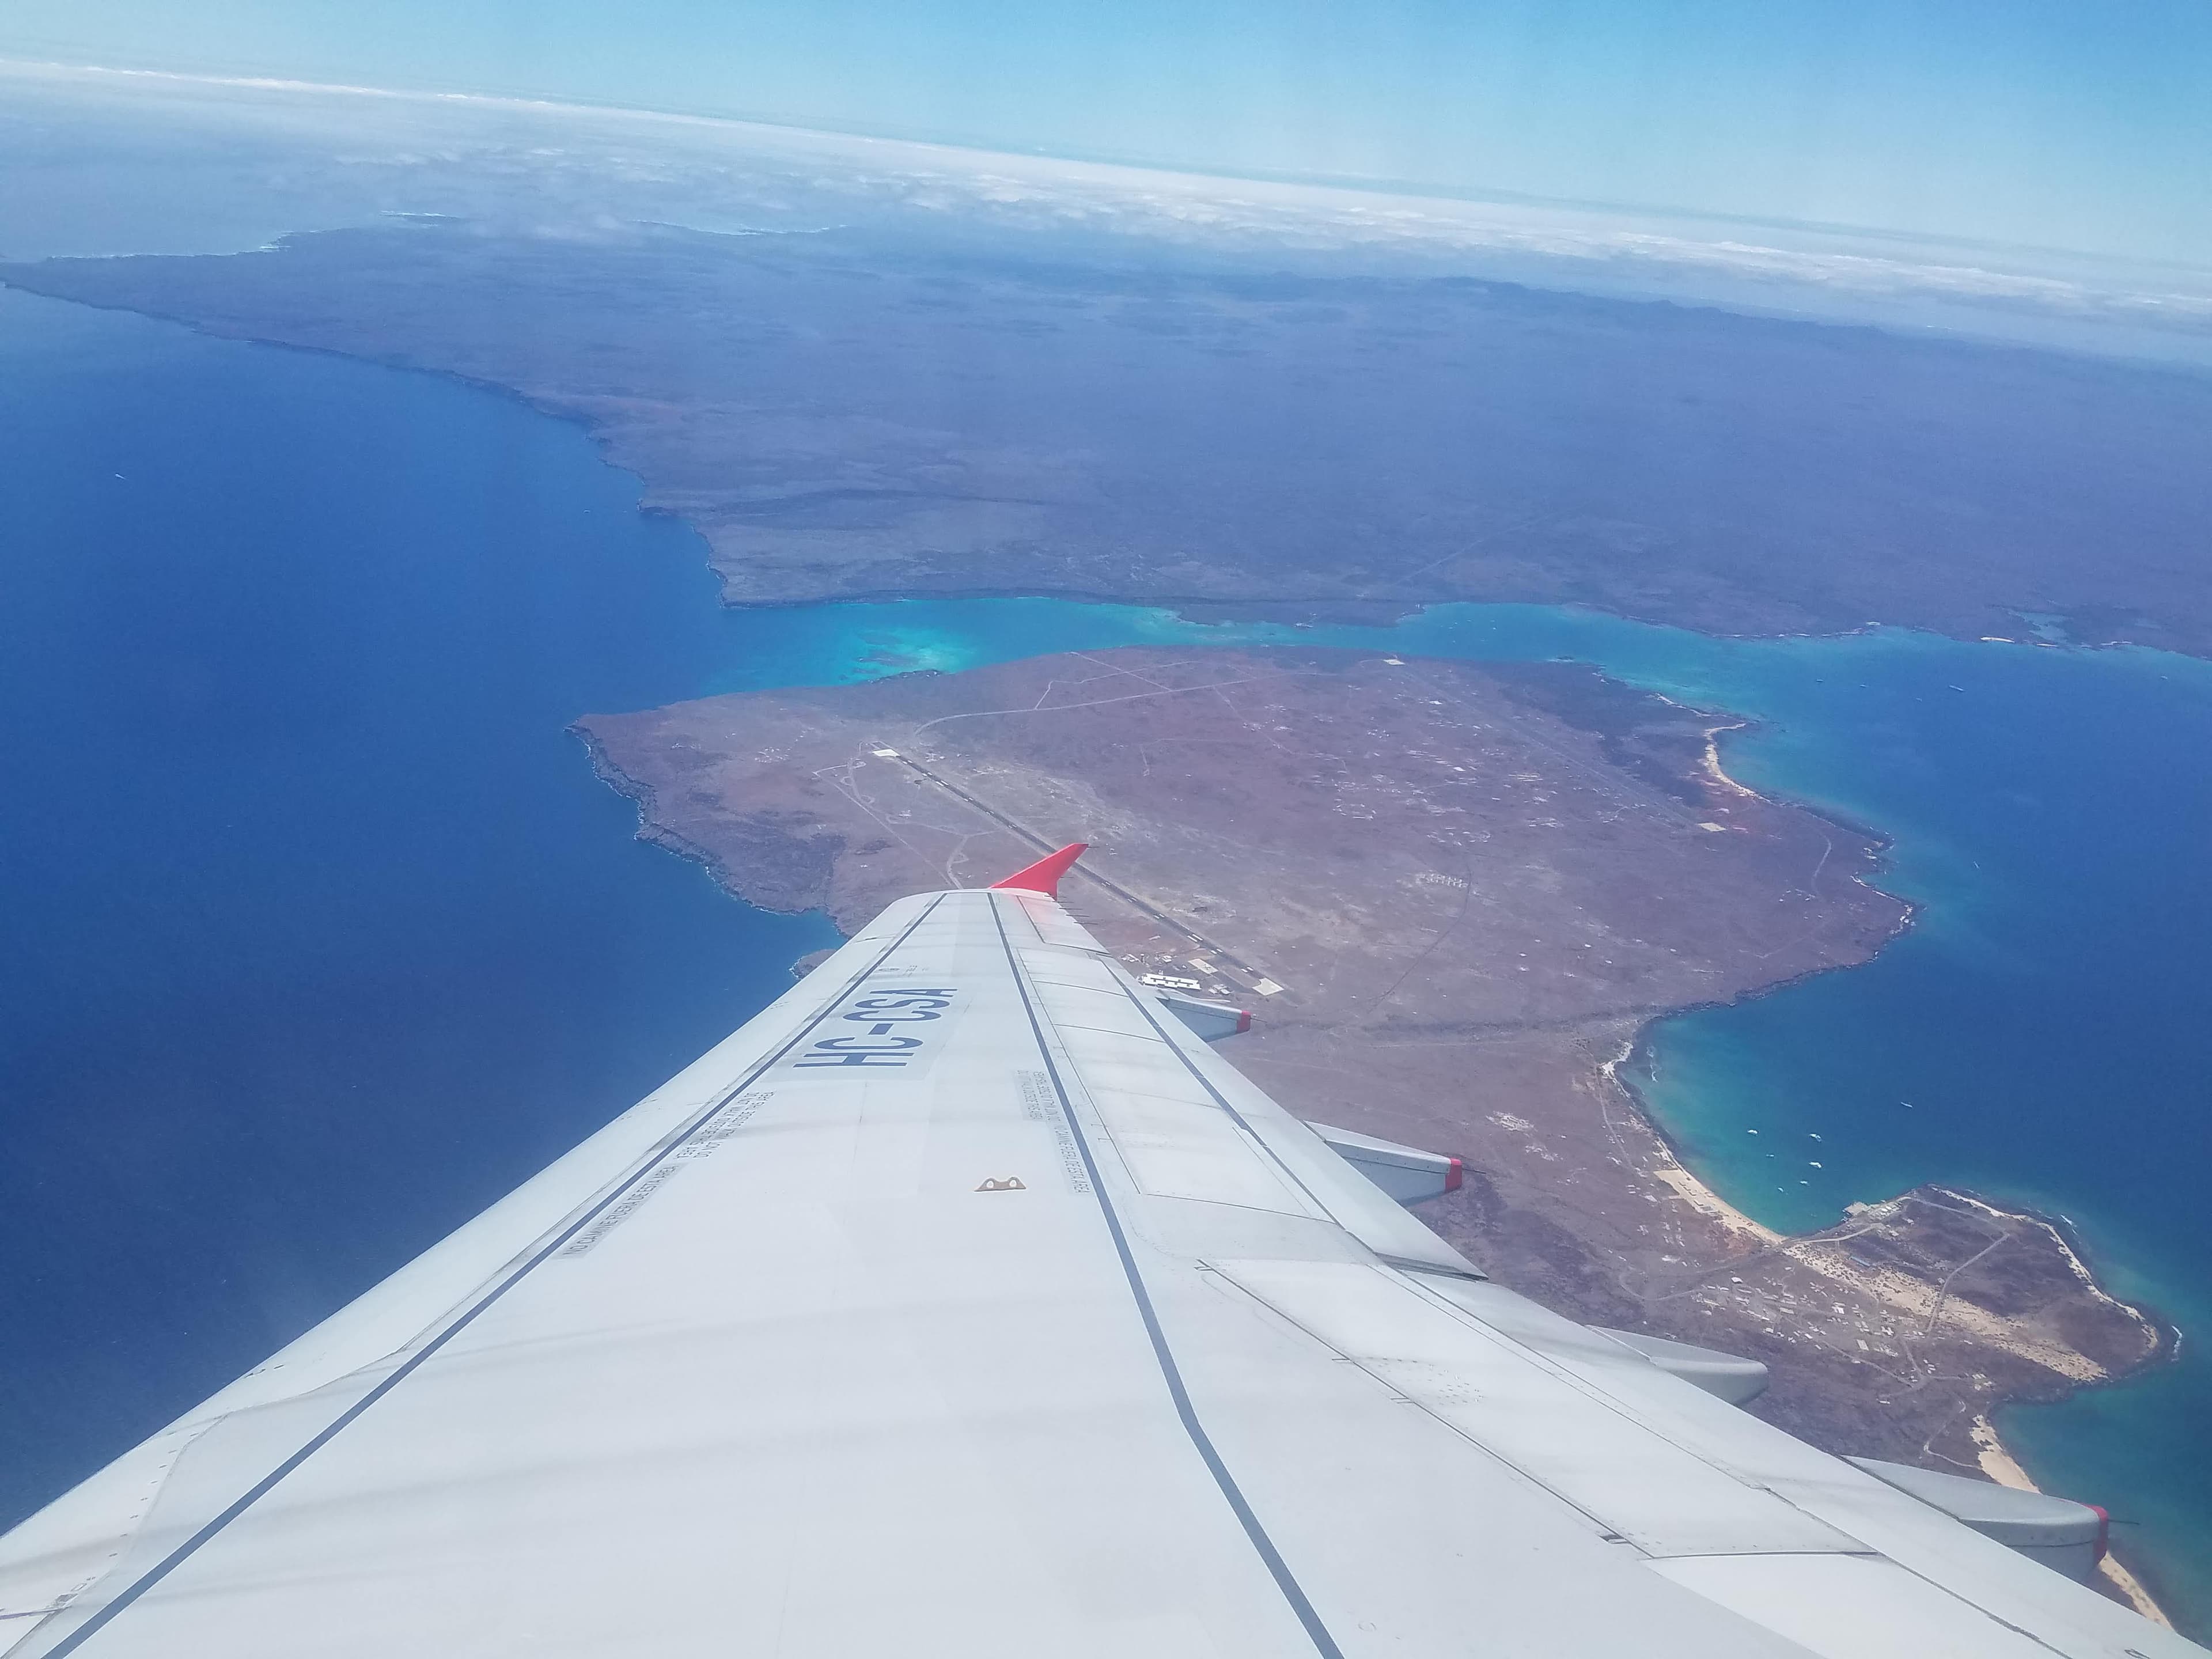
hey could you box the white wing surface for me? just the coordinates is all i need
[0,875,2196,1658]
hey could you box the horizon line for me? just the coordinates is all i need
[7,53,2203,281]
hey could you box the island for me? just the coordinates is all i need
[576,643,2167,1612]
[6,217,2212,655]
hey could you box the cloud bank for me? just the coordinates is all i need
[6,59,2209,363]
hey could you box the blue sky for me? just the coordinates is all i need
[3,0,2207,264]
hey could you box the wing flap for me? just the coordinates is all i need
[1411,1273,2202,1656]
[1026,959,1323,1217]
[1306,1122,1464,1205]
[1009,925,1482,1277]
[1650,1556,2077,1659]
[1213,1257,1864,1558]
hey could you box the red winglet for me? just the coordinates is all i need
[1445,1156,1464,1193]
[990,842,1089,898]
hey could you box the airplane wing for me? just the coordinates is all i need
[0,851,2195,1658]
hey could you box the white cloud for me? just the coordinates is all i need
[6,56,2209,359]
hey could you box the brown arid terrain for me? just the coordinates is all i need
[7,219,2212,655]
[578,644,2170,1616]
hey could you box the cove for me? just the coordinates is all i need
[3,291,2207,1631]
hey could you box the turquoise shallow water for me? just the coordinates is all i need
[3,291,2207,1630]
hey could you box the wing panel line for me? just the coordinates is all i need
[1081,956,1356,1225]
[988,895,1349,1659]
[38,895,954,1659]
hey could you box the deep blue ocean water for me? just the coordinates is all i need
[0,291,851,1510]
[3,291,2207,1629]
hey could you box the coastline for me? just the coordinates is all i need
[1623,1050,2176,1627]
[12,222,2212,662]
[1622,724,2180,1627]
[571,725,737,892]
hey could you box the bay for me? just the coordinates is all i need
[3,291,2206,1631]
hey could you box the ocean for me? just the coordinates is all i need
[0,290,843,1506]
[2,291,2206,1630]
